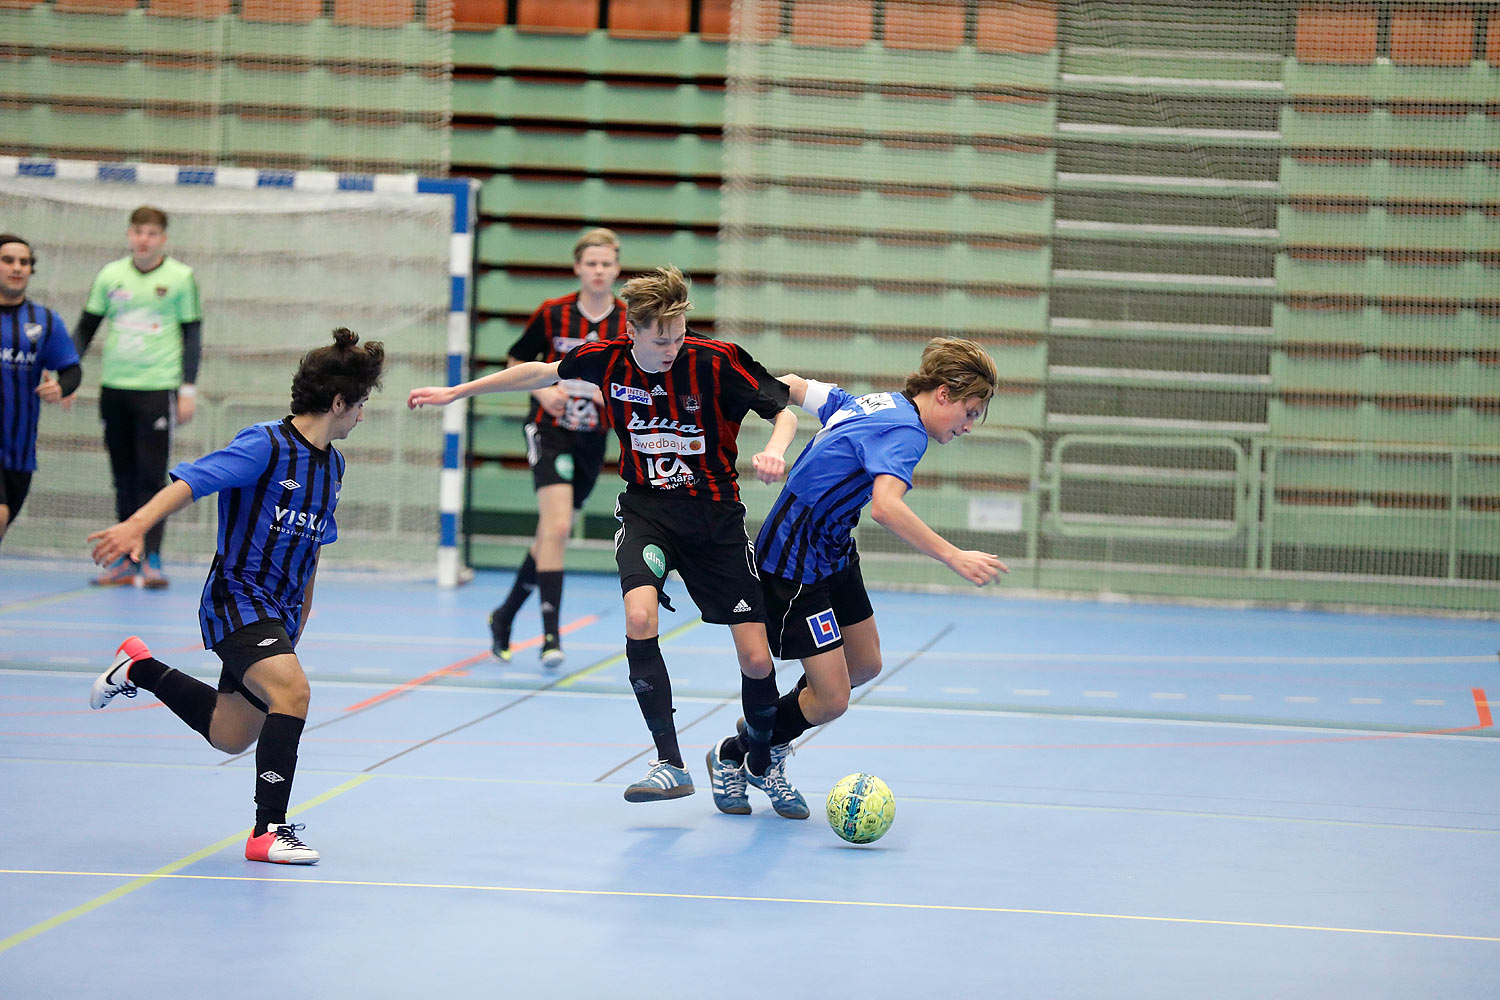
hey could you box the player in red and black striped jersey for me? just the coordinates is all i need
[410,266,799,806]
[487,229,627,669]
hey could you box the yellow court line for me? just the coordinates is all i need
[0,587,95,616]
[0,774,371,954]
[0,868,1495,943]
[554,616,704,689]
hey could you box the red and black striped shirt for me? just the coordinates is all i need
[507,292,627,433]
[556,332,789,503]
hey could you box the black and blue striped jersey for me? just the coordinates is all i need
[170,417,344,648]
[756,386,928,585]
[1,300,78,471]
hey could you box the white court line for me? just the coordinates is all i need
[1151,692,1188,700]
[1084,691,1119,699]
[1285,696,1320,704]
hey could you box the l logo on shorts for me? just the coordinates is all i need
[257,637,278,647]
[643,544,666,578]
[807,609,840,648]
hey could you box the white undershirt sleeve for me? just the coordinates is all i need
[799,378,834,416]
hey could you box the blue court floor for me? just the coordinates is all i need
[1,558,1497,998]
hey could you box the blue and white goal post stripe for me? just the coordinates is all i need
[0,157,478,587]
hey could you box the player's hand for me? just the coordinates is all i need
[87,522,145,567]
[35,374,62,404]
[176,393,196,425]
[408,385,458,409]
[947,549,1008,587]
[752,450,786,483]
[531,384,569,417]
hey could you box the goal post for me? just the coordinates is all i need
[0,157,475,586]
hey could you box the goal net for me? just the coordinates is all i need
[1,163,453,575]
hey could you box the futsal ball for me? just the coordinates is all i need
[826,773,896,844]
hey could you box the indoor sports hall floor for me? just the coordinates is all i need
[1,559,1496,998]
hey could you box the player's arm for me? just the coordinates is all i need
[751,406,798,483]
[778,374,836,419]
[297,551,320,643]
[177,318,202,425]
[72,311,105,356]
[869,474,1008,586]
[87,479,194,566]
[507,356,570,418]
[407,360,562,409]
[37,364,82,403]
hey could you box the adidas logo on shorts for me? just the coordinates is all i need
[732,599,752,613]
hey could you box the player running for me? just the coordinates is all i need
[409,266,797,803]
[705,338,1008,818]
[87,328,385,864]
[487,228,626,668]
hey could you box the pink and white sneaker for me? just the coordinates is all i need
[89,636,152,709]
[245,823,320,865]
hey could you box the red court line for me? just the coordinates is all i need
[1474,687,1493,728]
[340,615,599,713]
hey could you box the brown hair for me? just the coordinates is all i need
[573,227,620,262]
[903,338,998,418]
[290,327,386,415]
[129,206,168,229]
[0,235,34,268]
[621,265,693,330]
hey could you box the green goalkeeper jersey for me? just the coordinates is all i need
[85,256,202,391]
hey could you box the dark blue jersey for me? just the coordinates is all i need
[757,386,928,585]
[1,300,79,471]
[170,417,344,648]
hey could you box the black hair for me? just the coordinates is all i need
[0,235,35,270]
[289,327,385,415]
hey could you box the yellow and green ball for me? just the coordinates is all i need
[825,773,895,844]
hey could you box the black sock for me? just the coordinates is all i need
[537,570,563,641]
[253,713,305,835]
[740,671,779,775]
[769,688,813,748]
[495,553,538,623]
[129,657,216,743]
[626,636,681,768]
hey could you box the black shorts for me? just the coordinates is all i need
[526,421,608,509]
[613,489,765,626]
[762,555,875,661]
[0,468,32,521]
[211,619,296,713]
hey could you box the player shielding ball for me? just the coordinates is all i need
[705,338,1008,817]
[87,328,385,865]
[410,266,799,803]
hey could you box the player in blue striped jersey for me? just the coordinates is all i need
[706,339,1009,813]
[86,328,384,865]
[0,235,82,550]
